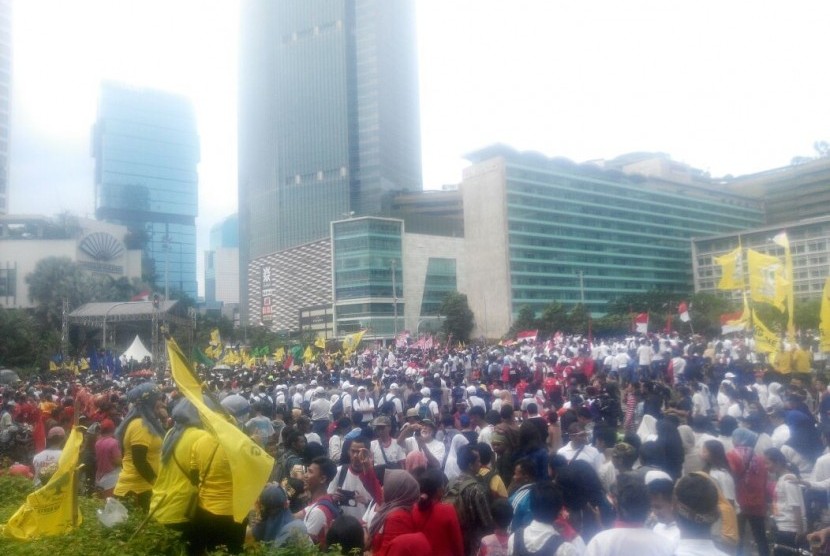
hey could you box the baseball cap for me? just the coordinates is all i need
[420,387,430,397]
[405,408,420,419]
[371,416,391,428]
[389,383,399,390]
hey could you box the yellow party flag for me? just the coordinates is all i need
[773,232,795,341]
[303,345,314,363]
[167,338,274,523]
[342,329,366,355]
[314,336,327,350]
[747,249,788,311]
[820,278,830,352]
[3,427,83,539]
[48,361,59,372]
[79,358,89,371]
[752,311,781,354]
[714,247,744,290]
[273,347,285,362]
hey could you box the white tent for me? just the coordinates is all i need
[122,335,152,362]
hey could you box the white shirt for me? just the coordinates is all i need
[32,448,63,487]
[478,424,495,447]
[807,450,830,490]
[329,434,344,462]
[771,424,791,448]
[557,442,603,473]
[415,397,439,419]
[404,436,445,463]
[352,396,375,423]
[370,438,406,466]
[637,345,654,366]
[708,468,736,503]
[507,520,580,556]
[326,465,375,519]
[584,527,675,556]
[652,522,680,544]
[772,473,806,533]
[310,398,331,421]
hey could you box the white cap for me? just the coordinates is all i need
[724,372,736,379]
[342,381,352,389]
[315,386,325,394]
[310,380,318,386]
[493,389,501,396]
[645,470,672,485]
[466,385,476,395]
[389,383,399,390]
[420,387,431,397]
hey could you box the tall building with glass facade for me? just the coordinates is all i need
[460,145,766,337]
[238,0,422,323]
[93,83,200,300]
[205,214,239,305]
[0,0,11,215]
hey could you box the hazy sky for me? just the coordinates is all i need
[9,1,830,295]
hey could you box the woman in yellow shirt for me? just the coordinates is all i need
[113,383,167,511]
[187,393,251,555]
[150,398,207,534]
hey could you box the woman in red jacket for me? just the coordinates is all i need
[727,427,769,556]
[411,468,465,556]
[369,469,421,556]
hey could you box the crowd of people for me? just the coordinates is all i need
[3,331,830,555]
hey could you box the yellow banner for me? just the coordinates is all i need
[167,338,274,523]
[303,345,314,363]
[3,428,83,539]
[273,347,285,362]
[774,232,795,341]
[821,278,830,352]
[747,249,788,312]
[714,247,744,290]
[342,330,366,355]
[752,311,781,354]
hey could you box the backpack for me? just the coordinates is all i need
[477,467,498,500]
[444,475,479,508]
[514,527,564,556]
[380,395,398,417]
[417,400,431,420]
[331,395,344,416]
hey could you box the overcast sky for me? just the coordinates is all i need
[9,1,830,296]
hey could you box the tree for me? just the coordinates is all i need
[538,301,570,334]
[439,292,475,343]
[25,257,92,329]
[0,307,37,368]
[508,305,537,337]
[568,303,590,336]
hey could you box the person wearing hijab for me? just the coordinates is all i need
[677,424,704,475]
[767,382,784,411]
[781,409,822,480]
[726,427,769,556]
[655,418,684,480]
[251,484,308,547]
[637,414,658,444]
[150,398,207,534]
[187,393,251,555]
[368,469,421,556]
[113,382,167,511]
[404,449,427,474]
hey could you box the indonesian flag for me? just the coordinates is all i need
[678,302,691,323]
[424,336,434,350]
[395,331,409,348]
[720,310,748,334]
[131,290,151,301]
[634,313,649,334]
[516,330,538,343]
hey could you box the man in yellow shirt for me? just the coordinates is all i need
[793,344,813,373]
[113,383,167,511]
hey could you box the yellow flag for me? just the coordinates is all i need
[209,328,221,346]
[79,358,89,371]
[773,232,795,341]
[821,278,830,352]
[747,249,788,311]
[273,347,285,362]
[48,361,58,372]
[303,345,314,363]
[3,428,83,539]
[342,330,366,355]
[752,311,781,354]
[314,336,326,350]
[167,338,274,523]
[714,247,744,290]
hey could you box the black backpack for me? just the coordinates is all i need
[380,394,398,416]
[331,395,344,416]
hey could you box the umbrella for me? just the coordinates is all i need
[0,369,21,384]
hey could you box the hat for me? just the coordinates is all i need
[47,426,66,439]
[100,419,115,434]
[405,408,420,419]
[371,416,391,428]
[466,386,476,395]
[357,385,366,391]
[310,380,318,386]
[221,394,251,419]
[420,419,436,429]
[342,381,352,389]
[612,442,637,459]
[420,387,430,397]
[315,386,325,394]
[389,383,399,390]
[724,372,736,379]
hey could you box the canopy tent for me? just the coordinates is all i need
[122,335,152,362]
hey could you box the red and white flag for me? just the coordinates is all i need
[516,330,538,343]
[131,290,151,301]
[634,313,649,334]
[678,302,691,323]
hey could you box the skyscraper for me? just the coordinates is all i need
[0,0,12,215]
[238,0,422,322]
[93,82,200,300]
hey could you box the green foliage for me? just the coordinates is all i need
[538,301,570,334]
[0,475,332,556]
[0,308,37,368]
[508,305,537,337]
[439,292,475,343]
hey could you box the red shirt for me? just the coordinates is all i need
[372,509,417,556]
[411,501,464,556]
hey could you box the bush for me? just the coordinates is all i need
[0,476,331,555]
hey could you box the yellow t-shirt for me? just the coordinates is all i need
[114,418,163,496]
[478,466,508,498]
[191,434,234,517]
[793,349,812,373]
[151,427,208,524]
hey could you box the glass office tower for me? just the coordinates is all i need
[93,83,200,300]
[238,0,422,323]
[332,217,403,336]
[0,0,11,214]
